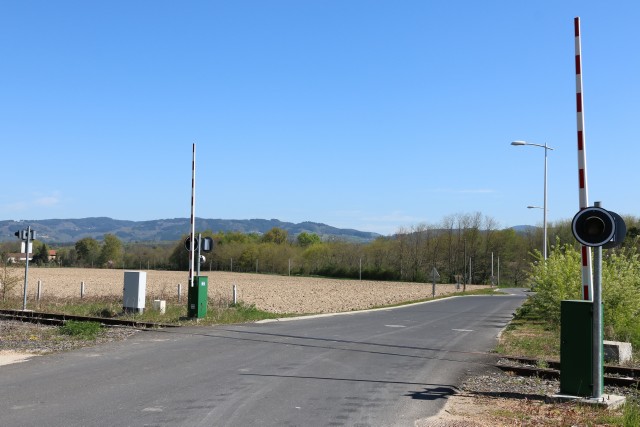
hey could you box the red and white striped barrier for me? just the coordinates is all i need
[189,143,196,289]
[574,17,593,301]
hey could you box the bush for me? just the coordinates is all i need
[602,247,640,345]
[527,242,640,348]
[527,244,582,323]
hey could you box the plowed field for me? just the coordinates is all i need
[11,268,486,314]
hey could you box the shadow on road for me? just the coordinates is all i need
[241,372,458,389]
[406,386,457,401]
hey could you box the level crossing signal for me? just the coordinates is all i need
[14,229,36,241]
[572,207,626,248]
[184,236,214,252]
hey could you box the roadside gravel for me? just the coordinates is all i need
[423,362,639,426]
[0,319,140,355]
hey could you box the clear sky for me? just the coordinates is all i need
[1,1,639,235]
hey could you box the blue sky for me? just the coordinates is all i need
[1,1,639,235]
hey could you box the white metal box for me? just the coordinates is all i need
[123,271,146,313]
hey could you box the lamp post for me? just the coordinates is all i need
[511,140,554,260]
[527,205,548,257]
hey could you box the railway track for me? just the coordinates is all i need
[0,309,179,329]
[497,356,640,388]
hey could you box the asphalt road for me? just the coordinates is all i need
[0,289,527,427]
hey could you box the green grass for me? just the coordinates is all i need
[623,397,640,427]
[206,301,283,324]
[0,296,289,326]
[59,320,102,339]
[494,298,560,359]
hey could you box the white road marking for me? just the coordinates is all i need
[384,325,406,328]
[452,329,474,332]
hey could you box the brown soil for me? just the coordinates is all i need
[13,268,484,314]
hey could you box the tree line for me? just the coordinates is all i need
[2,212,639,286]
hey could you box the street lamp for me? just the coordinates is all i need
[527,206,549,256]
[511,140,554,260]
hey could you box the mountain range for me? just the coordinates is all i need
[0,217,382,244]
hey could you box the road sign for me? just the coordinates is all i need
[431,267,440,281]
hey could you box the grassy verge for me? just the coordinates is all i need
[367,286,500,310]
[0,296,291,326]
[492,297,640,426]
[495,298,560,360]
[59,320,102,339]
[0,297,287,353]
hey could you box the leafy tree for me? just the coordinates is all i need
[601,247,640,345]
[213,231,260,245]
[168,238,189,270]
[301,243,332,275]
[31,242,50,265]
[75,237,100,266]
[55,247,77,267]
[296,232,321,247]
[122,242,174,270]
[527,242,640,348]
[527,244,582,323]
[362,237,398,280]
[239,245,259,271]
[98,234,123,268]
[262,227,288,245]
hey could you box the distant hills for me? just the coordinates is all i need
[510,225,538,233]
[0,217,382,244]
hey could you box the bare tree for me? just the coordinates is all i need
[1,257,21,302]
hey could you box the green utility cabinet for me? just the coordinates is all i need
[188,276,208,318]
[560,300,597,396]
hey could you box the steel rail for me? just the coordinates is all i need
[0,309,179,329]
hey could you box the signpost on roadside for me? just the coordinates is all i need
[431,267,440,298]
[15,226,36,311]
